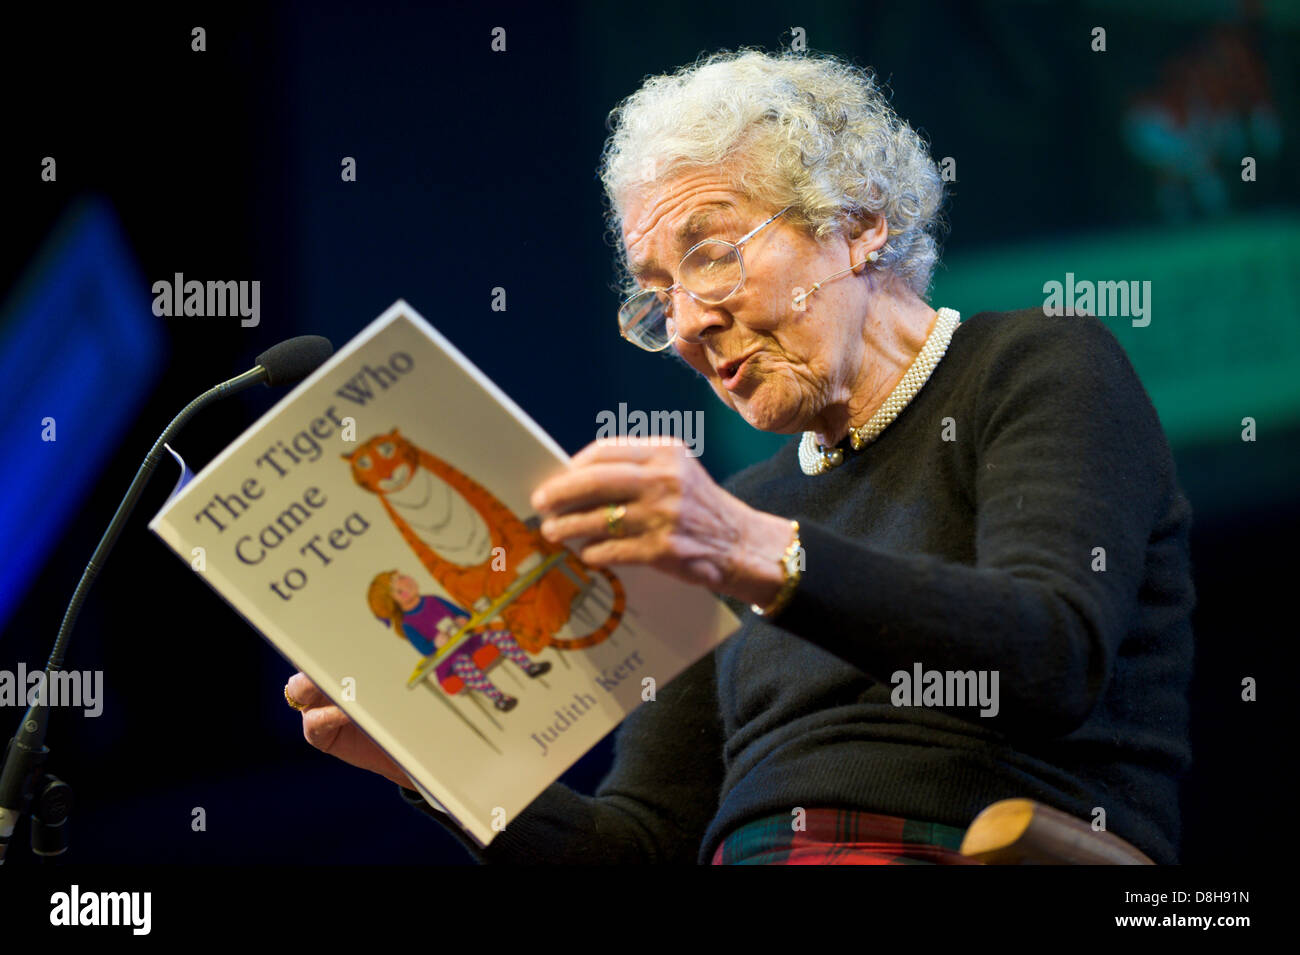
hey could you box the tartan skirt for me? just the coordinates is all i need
[711,807,981,865]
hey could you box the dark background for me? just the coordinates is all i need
[1,0,1293,865]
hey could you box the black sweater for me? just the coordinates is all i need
[400,308,1195,864]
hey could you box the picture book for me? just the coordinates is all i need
[148,300,740,846]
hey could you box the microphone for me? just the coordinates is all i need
[0,335,333,863]
[255,335,333,387]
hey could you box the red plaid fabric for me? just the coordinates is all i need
[711,807,982,865]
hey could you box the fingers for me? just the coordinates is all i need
[531,462,653,515]
[287,670,416,789]
[575,536,723,588]
[299,701,413,788]
[572,536,654,568]
[540,499,649,546]
[285,671,329,709]
[300,701,349,751]
[570,438,683,466]
[532,440,702,518]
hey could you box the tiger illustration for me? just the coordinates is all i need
[342,429,624,653]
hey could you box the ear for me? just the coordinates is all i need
[340,453,353,461]
[390,428,402,437]
[846,213,889,263]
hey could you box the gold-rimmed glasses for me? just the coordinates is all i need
[617,206,790,352]
[617,207,900,352]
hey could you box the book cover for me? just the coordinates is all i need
[148,300,739,846]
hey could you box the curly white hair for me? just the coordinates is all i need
[599,49,946,300]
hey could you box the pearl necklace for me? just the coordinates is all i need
[798,307,961,475]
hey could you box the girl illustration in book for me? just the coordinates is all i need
[343,429,626,654]
[368,570,551,712]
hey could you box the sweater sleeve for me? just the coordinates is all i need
[774,314,1175,740]
[402,622,435,656]
[398,648,726,863]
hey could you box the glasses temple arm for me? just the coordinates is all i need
[734,206,792,246]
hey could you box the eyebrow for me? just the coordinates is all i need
[630,201,734,280]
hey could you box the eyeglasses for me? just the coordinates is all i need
[616,206,893,352]
[617,206,790,352]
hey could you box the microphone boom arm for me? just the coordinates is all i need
[0,364,269,863]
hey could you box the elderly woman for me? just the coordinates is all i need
[287,50,1193,865]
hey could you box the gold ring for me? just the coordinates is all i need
[606,503,627,538]
[284,685,307,711]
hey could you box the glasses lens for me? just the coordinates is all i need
[681,241,742,303]
[618,290,674,351]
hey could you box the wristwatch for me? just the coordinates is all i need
[751,520,802,618]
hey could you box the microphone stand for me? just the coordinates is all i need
[0,366,269,864]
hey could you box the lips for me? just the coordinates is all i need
[716,349,760,391]
[716,356,742,379]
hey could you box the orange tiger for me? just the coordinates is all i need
[343,429,623,653]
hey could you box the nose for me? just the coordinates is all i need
[669,288,727,345]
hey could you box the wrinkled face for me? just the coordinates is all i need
[621,171,871,434]
[390,572,419,605]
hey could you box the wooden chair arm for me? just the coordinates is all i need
[959,798,1155,865]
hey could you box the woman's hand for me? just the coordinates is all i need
[286,671,415,789]
[530,438,794,608]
